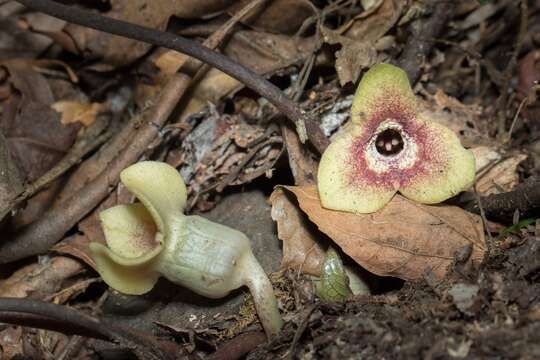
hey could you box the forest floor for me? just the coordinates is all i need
[0,0,539,359]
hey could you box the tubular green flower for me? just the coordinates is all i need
[89,161,282,338]
[318,64,476,214]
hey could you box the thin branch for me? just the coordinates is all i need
[0,0,277,264]
[0,297,179,360]
[14,0,328,153]
[0,74,190,263]
[467,180,540,222]
[0,116,111,217]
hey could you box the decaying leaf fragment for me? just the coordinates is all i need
[282,186,485,281]
[269,188,325,275]
[52,100,105,126]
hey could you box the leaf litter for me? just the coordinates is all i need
[1,0,540,359]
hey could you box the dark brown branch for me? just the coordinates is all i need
[0,297,179,360]
[0,0,273,264]
[14,0,328,153]
[397,0,455,84]
[0,74,190,264]
[467,180,540,222]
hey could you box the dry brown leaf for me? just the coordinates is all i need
[137,31,317,119]
[341,0,405,43]
[472,146,527,196]
[51,100,104,126]
[0,326,23,360]
[283,186,486,281]
[228,0,316,34]
[321,26,378,85]
[420,91,487,148]
[270,188,325,275]
[64,0,234,67]
[0,65,79,182]
[0,256,84,298]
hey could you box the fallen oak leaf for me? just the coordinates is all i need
[281,185,485,281]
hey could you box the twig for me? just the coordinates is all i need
[0,0,266,263]
[0,74,190,264]
[397,0,455,84]
[0,297,179,360]
[497,0,528,140]
[14,0,328,154]
[467,180,540,222]
[0,116,111,217]
[286,304,319,360]
[506,96,528,141]
[473,186,493,261]
[56,290,108,360]
[206,331,266,360]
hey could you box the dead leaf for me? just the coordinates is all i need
[0,256,84,298]
[0,9,66,59]
[472,146,527,196]
[283,186,485,281]
[420,90,487,147]
[340,0,405,43]
[321,26,378,85]
[280,124,318,185]
[270,188,325,275]
[228,0,316,34]
[64,0,234,67]
[0,65,79,182]
[137,31,317,120]
[0,326,23,360]
[51,100,104,126]
[0,131,23,220]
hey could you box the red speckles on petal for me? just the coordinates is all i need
[346,97,445,191]
[318,63,475,214]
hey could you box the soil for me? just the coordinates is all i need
[250,235,540,359]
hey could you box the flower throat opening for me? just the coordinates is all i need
[375,128,404,156]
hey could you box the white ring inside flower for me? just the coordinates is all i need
[364,120,418,174]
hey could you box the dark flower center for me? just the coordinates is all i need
[375,129,404,156]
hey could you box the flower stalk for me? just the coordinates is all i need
[90,161,282,338]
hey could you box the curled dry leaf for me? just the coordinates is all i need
[472,146,527,196]
[270,188,325,275]
[340,0,405,43]
[282,186,485,281]
[321,26,378,86]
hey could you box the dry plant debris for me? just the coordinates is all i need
[0,0,539,359]
[279,185,485,281]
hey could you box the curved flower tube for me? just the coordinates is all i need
[318,64,476,213]
[89,161,282,338]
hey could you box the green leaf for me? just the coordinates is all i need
[314,248,353,302]
[498,218,536,238]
